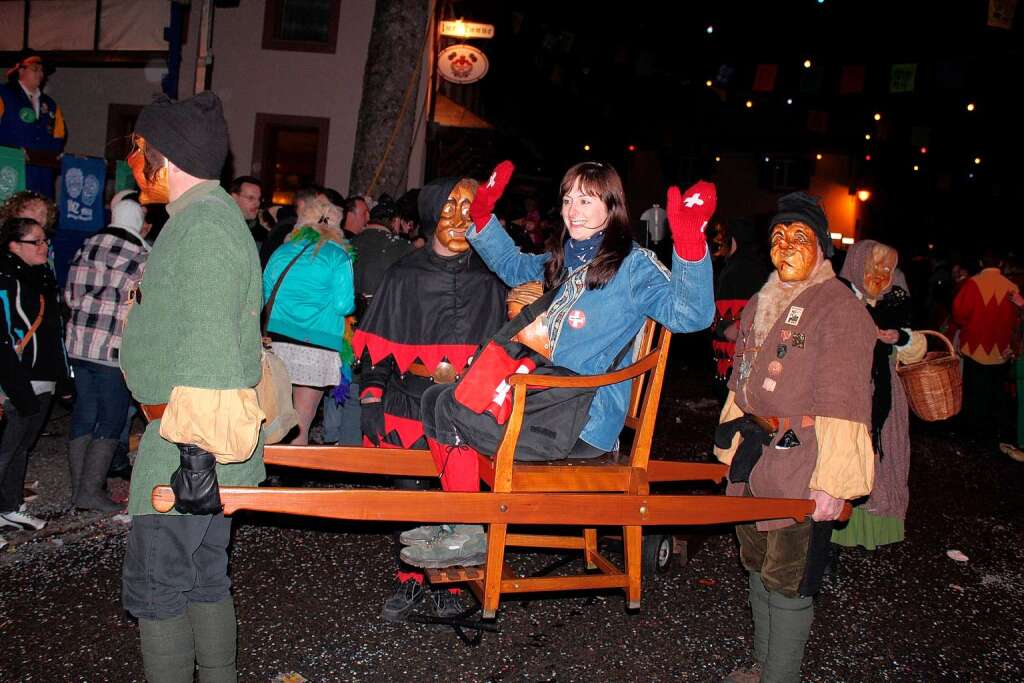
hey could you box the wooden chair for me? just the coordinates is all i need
[153,321,835,620]
[427,318,717,617]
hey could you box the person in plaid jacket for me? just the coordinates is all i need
[63,190,150,511]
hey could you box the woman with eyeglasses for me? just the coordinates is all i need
[0,216,68,545]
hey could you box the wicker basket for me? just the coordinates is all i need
[895,330,962,421]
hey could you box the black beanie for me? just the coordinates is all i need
[135,92,229,180]
[417,177,460,229]
[770,191,833,257]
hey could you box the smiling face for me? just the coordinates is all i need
[8,221,49,267]
[770,222,819,282]
[863,243,898,299]
[561,180,610,240]
[435,178,478,253]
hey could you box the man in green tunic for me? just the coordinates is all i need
[120,92,265,683]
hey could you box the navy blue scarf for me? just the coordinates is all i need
[564,231,605,270]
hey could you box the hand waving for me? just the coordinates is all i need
[469,160,515,231]
[666,180,717,261]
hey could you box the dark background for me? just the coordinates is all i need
[432,1,1022,255]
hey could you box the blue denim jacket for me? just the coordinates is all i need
[468,216,714,451]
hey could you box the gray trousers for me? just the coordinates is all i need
[122,513,233,620]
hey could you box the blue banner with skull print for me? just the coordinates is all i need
[59,154,106,232]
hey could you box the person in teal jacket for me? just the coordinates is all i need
[263,206,355,445]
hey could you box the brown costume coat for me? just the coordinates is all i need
[727,275,876,527]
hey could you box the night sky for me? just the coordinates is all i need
[437,0,1022,252]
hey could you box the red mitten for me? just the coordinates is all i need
[667,180,717,261]
[469,160,515,231]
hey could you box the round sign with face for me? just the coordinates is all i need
[438,44,489,85]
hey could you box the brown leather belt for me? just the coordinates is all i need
[748,414,814,437]
[405,361,465,384]
[140,403,168,421]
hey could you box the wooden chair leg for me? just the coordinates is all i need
[583,528,598,569]
[482,522,508,619]
[623,524,642,609]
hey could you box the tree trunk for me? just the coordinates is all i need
[349,0,431,198]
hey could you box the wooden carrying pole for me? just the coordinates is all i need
[152,486,850,526]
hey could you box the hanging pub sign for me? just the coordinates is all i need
[438,44,489,84]
[439,20,495,39]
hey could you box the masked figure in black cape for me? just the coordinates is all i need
[351,176,507,622]
[352,176,507,450]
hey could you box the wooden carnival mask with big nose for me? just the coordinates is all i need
[436,178,479,253]
[126,135,169,205]
[862,244,898,300]
[770,222,819,282]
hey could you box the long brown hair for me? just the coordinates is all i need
[543,162,632,290]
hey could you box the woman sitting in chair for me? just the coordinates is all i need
[398,160,716,569]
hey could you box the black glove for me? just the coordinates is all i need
[360,400,385,446]
[714,416,772,484]
[170,444,222,515]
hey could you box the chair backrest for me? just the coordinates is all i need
[494,318,673,486]
[622,319,672,470]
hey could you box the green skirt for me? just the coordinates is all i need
[830,507,904,550]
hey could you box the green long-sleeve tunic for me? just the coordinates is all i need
[121,181,266,516]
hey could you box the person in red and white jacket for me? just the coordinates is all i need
[952,250,1021,448]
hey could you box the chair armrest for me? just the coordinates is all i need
[508,349,659,390]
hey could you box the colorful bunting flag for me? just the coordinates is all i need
[800,67,824,95]
[988,0,1017,29]
[715,64,736,86]
[752,64,778,92]
[807,110,829,134]
[890,64,917,93]
[839,65,866,95]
